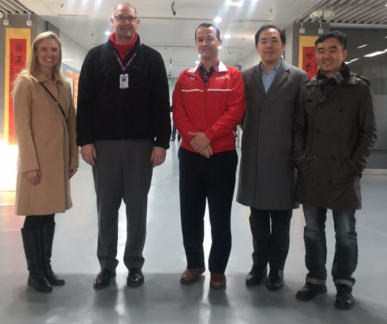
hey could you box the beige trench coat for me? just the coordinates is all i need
[13,72,79,215]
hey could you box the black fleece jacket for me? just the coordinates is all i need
[76,36,171,148]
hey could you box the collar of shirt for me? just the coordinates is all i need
[198,61,220,86]
[36,70,60,84]
[261,58,282,93]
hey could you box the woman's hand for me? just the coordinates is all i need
[23,169,41,185]
[68,166,78,179]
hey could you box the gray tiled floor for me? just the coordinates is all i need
[0,143,386,323]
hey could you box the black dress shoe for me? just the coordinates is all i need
[335,285,355,309]
[93,269,116,289]
[266,269,284,291]
[127,268,144,287]
[296,282,327,300]
[245,266,267,286]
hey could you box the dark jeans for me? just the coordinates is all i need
[250,208,292,271]
[179,147,238,273]
[303,205,357,286]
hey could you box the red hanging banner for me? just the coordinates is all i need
[4,28,31,145]
[298,36,318,80]
[302,47,319,79]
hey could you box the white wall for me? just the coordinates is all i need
[239,49,260,71]
[60,31,88,71]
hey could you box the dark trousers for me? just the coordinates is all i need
[171,124,181,142]
[303,205,357,286]
[179,147,238,273]
[250,208,292,271]
[93,140,153,271]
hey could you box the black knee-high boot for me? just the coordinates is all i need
[41,223,65,286]
[21,229,52,293]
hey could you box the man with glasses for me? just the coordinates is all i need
[77,2,170,289]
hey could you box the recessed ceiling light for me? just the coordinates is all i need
[224,34,231,39]
[364,49,387,57]
[226,1,244,7]
[104,31,111,36]
[345,58,359,64]
[214,16,222,23]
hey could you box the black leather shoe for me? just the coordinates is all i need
[245,266,267,286]
[127,268,144,287]
[335,285,355,309]
[93,269,116,289]
[266,269,284,291]
[296,282,327,300]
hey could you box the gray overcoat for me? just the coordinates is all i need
[237,60,307,210]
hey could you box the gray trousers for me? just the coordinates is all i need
[92,140,153,271]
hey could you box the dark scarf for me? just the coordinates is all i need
[316,63,350,89]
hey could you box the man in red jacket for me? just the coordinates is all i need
[172,23,246,289]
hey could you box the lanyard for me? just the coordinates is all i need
[113,51,137,72]
[40,83,68,122]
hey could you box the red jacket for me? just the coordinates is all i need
[172,61,246,153]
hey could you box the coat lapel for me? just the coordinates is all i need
[250,64,266,96]
[266,61,289,96]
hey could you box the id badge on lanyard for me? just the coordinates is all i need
[114,51,137,90]
[120,74,129,89]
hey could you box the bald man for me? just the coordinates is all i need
[77,2,171,289]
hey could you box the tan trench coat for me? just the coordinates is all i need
[13,72,79,215]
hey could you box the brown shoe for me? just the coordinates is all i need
[210,273,226,289]
[180,267,205,284]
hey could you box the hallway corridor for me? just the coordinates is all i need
[0,143,386,324]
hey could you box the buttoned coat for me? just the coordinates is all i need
[237,60,307,210]
[293,72,377,210]
[13,72,78,215]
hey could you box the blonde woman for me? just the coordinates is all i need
[13,31,78,293]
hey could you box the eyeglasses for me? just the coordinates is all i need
[114,15,137,23]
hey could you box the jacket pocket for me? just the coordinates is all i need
[297,153,311,174]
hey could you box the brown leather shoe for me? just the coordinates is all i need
[180,267,205,284]
[210,273,226,289]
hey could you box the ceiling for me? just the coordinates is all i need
[297,0,387,25]
[0,0,323,76]
[2,0,387,77]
